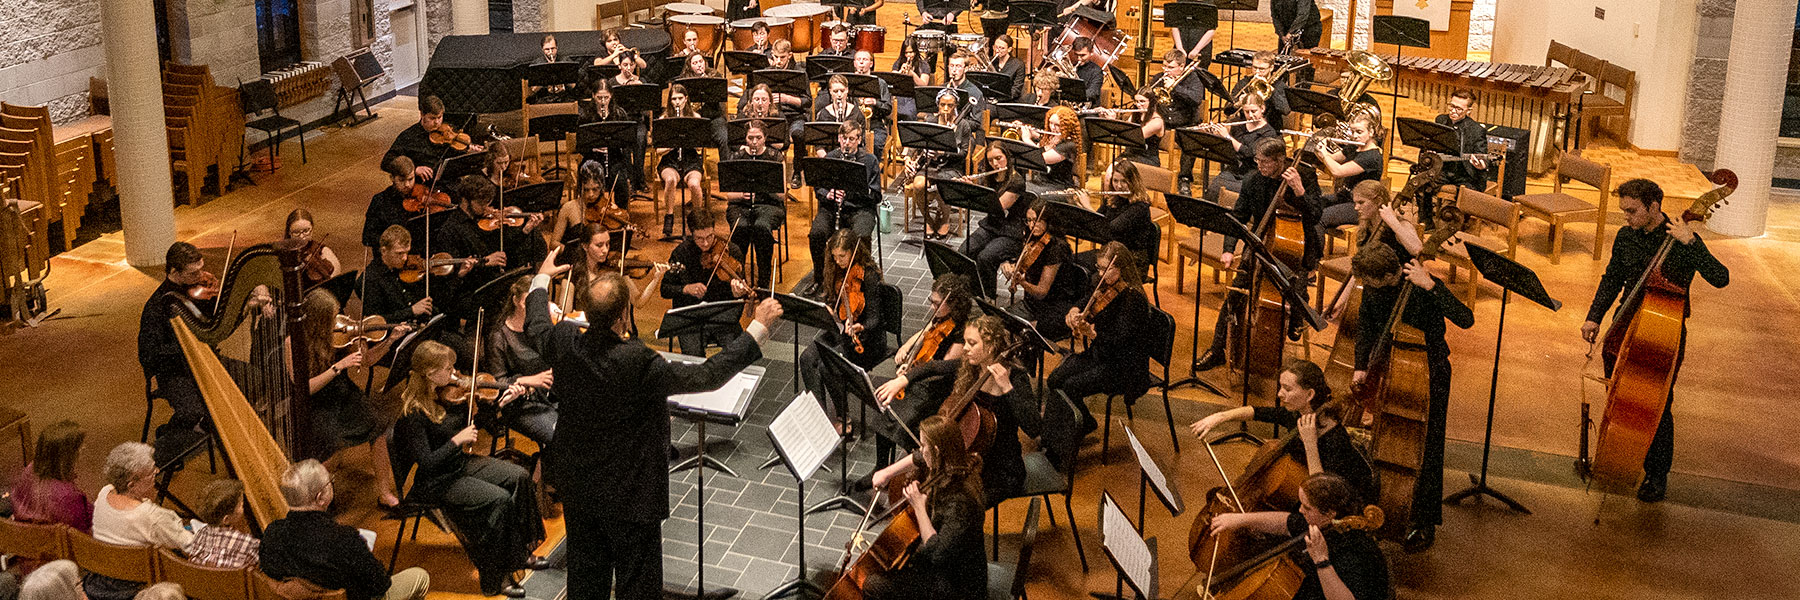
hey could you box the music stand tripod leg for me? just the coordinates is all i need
[666,414,741,600]
[1442,289,1531,514]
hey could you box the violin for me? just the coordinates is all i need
[299,239,335,289]
[186,270,221,301]
[329,314,403,348]
[1073,278,1125,341]
[441,371,506,404]
[477,206,543,231]
[403,183,455,214]
[398,253,463,283]
[700,242,746,287]
[585,202,634,231]
[427,122,473,151]
[1008,233,1050,297]
[834,264,867,354]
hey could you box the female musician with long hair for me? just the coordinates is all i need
[1080,158,1160,274]
[296,290,385,463]
[1105,90,1166,167]
[905,89,980,239]
[858,415,988,599]
[657,83,706,237]
[556,222,666,315]
[725,120,787,288]
[576,80,643,205]
[1314,111,1387,232]
[482,143,545,190]
[488,278,558,445]
[1205,473,1390,600]
[1324,180,1425,322]
[1189,359,1377,505]
[1020,105,1083,193]
[1048,242,1151,438]
[873,315,1041,503]
[960,144,1029,297]
[1004,198,1082,341]
[863,274,973,463]
[553,161,620,249]
[393,341,547,597]
[1199,92,1283,201]
[798,230,891,433]
[285,208,341,280]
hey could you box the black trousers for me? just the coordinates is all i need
[799,335,886,421]
[155,373,209,438]
[809,207,878,283]
[565,511,662,600]
[439,456,546,589]
[961,227,1023,299]
[1411,356,1452,529]
[1048,352,1118,425]
[728,203,787,288]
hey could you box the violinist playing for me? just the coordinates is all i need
[659,206,752,356]
[1195,138,1322,372]
[383,95,482,182]
[294,290,387,463]
[1189,359,1376,506]
[285,209,340,287]
[1204,473,1390,600]
[866,275,972,464]
[960,144,1029,298]
[436,175,542,280]
[487,277,559,446]
[725,120,787,288]
[552,161,633,252]
[361,156,436,252]
[1580,179,1729,503]
[361,225,474,325]
[1003,199,1082,342]
[138,242,218,454]
[557,223,667,322]
[482,143,545,191]
[799,230,890,434]
[393,341,547,598]
[872,315,1042,504]
[1048,242,1152,440]
[1348,238,1473,553]
[860,416,988,600]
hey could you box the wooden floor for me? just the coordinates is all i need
[3,15,1799,600]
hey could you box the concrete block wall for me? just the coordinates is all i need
[1681,0,1735,169]
[173,0,262,85]
[0,0,105,124]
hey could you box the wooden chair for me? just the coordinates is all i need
[0,518,68,562]
[1174,187,1237,294]
[1136,162,1178,263]
[251,569,349,600]
[66,530,158,583]
[1514,152,1611,264]
[1545,40,1575,68]
[155,548,253,600]
[596,1,629,29]
[1,175,52,322]
[1581,62,1634,144]
[1437,186,1523,301]
[1313,255,1353,313]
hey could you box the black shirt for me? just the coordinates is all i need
[1270,0,1324,43]
[1227,168,1323,270]
[362,186,422,250]
[910,478,988,592]
[1149,70,1205,128]
[976,172,1029,239]
[1079,287,1153,393]
[1076,62,1104,106]
[359,258,428,325]
[139,279,213,379]
[1586,219,1730,325]
[1354,277,1475,370]
[1284,512,1389,600]
[383,122,460,175]
[392,403,472,499]
[992,57,1027,101]
[1099,200,1159,265]
[1229,77,1290,127]
[660,239,747,307]
[1252,407,1378,506]
[1025,235,1081,302]
[1227,124,1283,177]
[727,147,786,209]
[1434,114,1491,188]
[816,147,883,212]
[905,360,1041,502]
[260,510,394,600]
[1043,140,1081,188]
[1331,147,1385,204]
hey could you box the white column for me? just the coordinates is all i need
[453,0,489,35]
[1711,0,1796,237]
[103,0,177,267]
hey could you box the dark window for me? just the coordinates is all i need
[1783,5,1800,137]
[490,0,514,34]
[256,0,303,73]
[154,0,173,64]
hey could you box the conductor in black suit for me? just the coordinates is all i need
[525,246,784,600]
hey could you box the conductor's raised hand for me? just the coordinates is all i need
[752,297,784,327]
[537,246,572,278]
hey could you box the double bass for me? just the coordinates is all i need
[1227,143,1316,394]
[1578,170,1736,495]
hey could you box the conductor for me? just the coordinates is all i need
[524,246,784,599]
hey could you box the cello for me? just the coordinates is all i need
[1578,170,1736,495]
[1187,432,1310,571]
[1178,506,1385,600]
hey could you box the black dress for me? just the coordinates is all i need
[1013,235,1080,342]
[1036,140,1081,191]
[1252,407,1377,507]
[391,403,545,591]
[1283,512,1388,600]
[308,373,380,461]
[862,479,987,600]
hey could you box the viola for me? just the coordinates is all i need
[427,123,473,151]
[585,202,634,232]
[910,316,956,366]
[478,206,543,231]
[700,242,746,287]
[397,253,462,283]
[329,314,402,348]
[402,184,455,214]
[834,264,867,354]
[1008,233,1049,297]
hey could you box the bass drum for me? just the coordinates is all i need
[853,25,886,53]
[667,15,726,54]
[729,17,794,50]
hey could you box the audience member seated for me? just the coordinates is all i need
[87,442,194,600]
[8,421,93,576]
[17,560,81,600]
[260,460,430,600]
[183,480,259,568]
[132,583,185,600]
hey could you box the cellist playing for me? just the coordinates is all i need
[859,416,988,599]
[1189,359,1376,507]
[1580,179,1729,503]
[1204,473,1390,600]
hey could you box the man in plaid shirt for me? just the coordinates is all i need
[184,480,260,568]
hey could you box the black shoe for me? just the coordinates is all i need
[1402,526,1436,553]
[799,280,822,298]
[1287,318,1307,342]
[481,574,526,597]
[1177,179,1193,196]
[1193,349,1226,372]
[1637,478,1667,503]
[1079,414,1099,437]
[499,583,528,598]
[849,473,874,493]
[526,555,553,570]
[662,214,675,237]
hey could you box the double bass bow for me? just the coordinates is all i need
[1577,169,1736,494]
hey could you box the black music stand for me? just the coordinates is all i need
[1107,65,1137,98]
[922,240,985,297]
[966,71,1014,101]
[763,289,839,392]
[993,103,1050,128]
[806,55,855,80]
[523,61,583,102]
[874,71,916,105]
[378,314,450,395]
[612,83,665,116]
[974,294,1062,386]
[1373,15,1429,149]
[934,176,1004,258]
[897,121,959,154]
[842,73,883,100]
[651,116,718,240]
[989,138,1049,173]
[1396,117,1461,161]
[762,391,839,600]
[722,50,770,75]
[1163,2,1218,33]
[1285,86,1345,119]
[806,345,883,515]
[656,302,749,378]
[799,121,844,154]
[1160,193,1229,397]
[726,117,791,147]
[679,76,730,109]
[1442,243,1558,515]
[915,85,971,112]
[1211,0,1258,51]
[717,159,785,196]
[437,150,487,185]
[575,120,641,205]
[1056,76,1088,105]
[504,180,566,213]
[1094,426,1185,600]
[1085,117,1145,150]
[797,156,880,264]
[750,69,810,100]
[1040,200,1112,246]
[584,62,621,81]
[1175,128,1238,188]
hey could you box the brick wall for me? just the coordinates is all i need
[0,0,105,124]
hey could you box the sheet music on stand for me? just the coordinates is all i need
[1100,492,1159,599]
[1126,427,1184,515]
[662,352,764,424]
[768,392,841,481]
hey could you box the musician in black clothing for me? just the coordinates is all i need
[138,242,215,451]
[1069,38,1105,107]
[1349,241,1474,553]
[524,248,781,600]
[1200,93,1283,202]
[362,156,427,251]
[724,0,760,21]
[1048,242,1153,438]
[362,225,474,324]
[807,121,882,290]
[989,35,1027,102]
[808,74,870,161]
[725,121,787,288]
[1190,360,1377,506]
[1195,138,1323,371]
[861,416,988,600]
[865,275,972,464]
[577,79,643,206]
[961,145,1029,297]
[914,0,966,36]
[659,207,752,355]
[741,21,772,54]
[1150,50,1206,187]
[945,50,986,113]
[383,95,479,182]
[1435,89,1493,190]
[1228,52,1292,128]
[1314,111,1386,232]
[1270,0,1323,51]
[1579,179,1730,503]
[657,84,707,237]
[1080,159,1160,271]
[818,24,855,57]
[1205,473,1390,600]
[853,51,894,153]
[487,278,559,445]
[905,89,981,239]
[1004,200,1083,342]
[1171,10,1215,70]
[1057,0,1113,21]
[435,176,531,284]
[1106,89,1166,167]
[844,0,882,24]
[799,230,892,429]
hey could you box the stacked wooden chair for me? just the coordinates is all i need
[162,62,247,205]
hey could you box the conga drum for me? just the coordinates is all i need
[667,14,725,54]
[766,2,833,52]
[853,25,886,53]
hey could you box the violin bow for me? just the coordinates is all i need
[468,307,485,429]
[359,247,379,392]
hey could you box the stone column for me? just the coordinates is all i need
[452,0,488,35]
[103,0,177,267]
[1711,0,1796,237]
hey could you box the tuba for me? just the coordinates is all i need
[1336,50,1393,118]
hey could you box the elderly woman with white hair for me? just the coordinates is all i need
[18,560,82,600]
[91,442,193,549]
